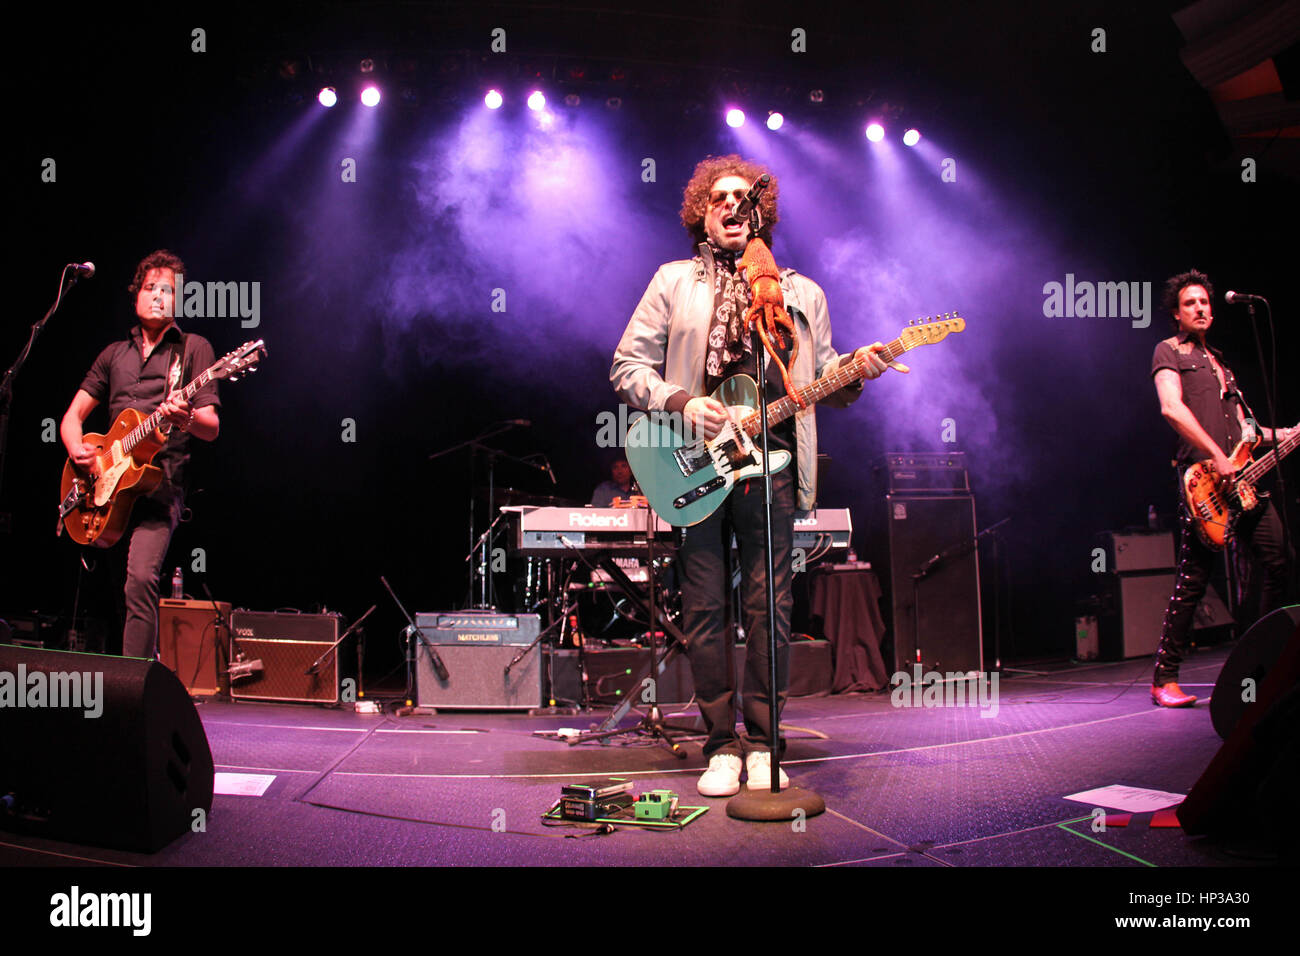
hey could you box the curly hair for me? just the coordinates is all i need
[1162,269,1214,327]
[680,154,779,249]
[128,249,187,295]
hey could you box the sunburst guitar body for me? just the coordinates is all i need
[1182,423,1299,550]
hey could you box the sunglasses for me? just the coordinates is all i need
[708,188,749,206]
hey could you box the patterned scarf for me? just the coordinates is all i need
[704,243,753,391]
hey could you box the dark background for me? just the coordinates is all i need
[5,1,1297,680]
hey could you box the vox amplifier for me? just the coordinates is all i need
[228,610,342,704]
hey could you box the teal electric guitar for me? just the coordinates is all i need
[625,314,966,526]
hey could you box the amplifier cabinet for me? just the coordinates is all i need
[228,610,341,704]
[1097,575,1232,660]
[1102,530,1174,574]
[413,612,542,709]
[158,598,231,696]
[887,494,983,674]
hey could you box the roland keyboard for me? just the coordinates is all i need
[507,506,852,557]
[507,506,675,556]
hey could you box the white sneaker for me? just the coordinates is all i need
[697,754,743,797]
[745,751,790,790]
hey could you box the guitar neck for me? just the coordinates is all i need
[1237,428,1300,487]
[122,371,213,454]
[741,335,908,434]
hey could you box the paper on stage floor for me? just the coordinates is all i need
[1063,784,1185,812]
[214,772,276,797]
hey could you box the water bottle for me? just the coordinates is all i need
[171,567,184,600]
[1147,505,1158,530]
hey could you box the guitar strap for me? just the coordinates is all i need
[166,333,192,396]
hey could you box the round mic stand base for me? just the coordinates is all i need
[726,784,826,821]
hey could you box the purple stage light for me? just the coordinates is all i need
[484,89,503,110]
[903,128,921,147]
[865,123,885,142]
[767,111,784,131]
[361,85,381,108]
[318,87,337,108]
[527,90,546,111]
[726,108,745,128]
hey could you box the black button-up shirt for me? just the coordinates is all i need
[79,324,220,489]
[1151,332,1243,466]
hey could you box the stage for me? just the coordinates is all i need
[1,646,1272,869]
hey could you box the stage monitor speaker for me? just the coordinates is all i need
[159,598,231,696]
[1210,605,1300,740]
[887,494,983,674]
[0,645,214,852]
[229,611,341,704]
[1179,606,1300,836]
[413,612,542,709]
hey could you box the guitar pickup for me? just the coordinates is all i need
[673,476,727,509]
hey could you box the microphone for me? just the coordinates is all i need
[543,458,557,485]
[68,262,95,278]
[1225,291,1266,305]
[732,175,771,222]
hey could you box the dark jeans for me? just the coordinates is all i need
[1154,489,1290,686]
[678,467,794,759]
[110,485,183,660]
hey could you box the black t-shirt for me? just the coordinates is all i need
[1151,334,1244,467]
[79,323,220,490]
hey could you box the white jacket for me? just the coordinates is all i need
[611,243,863,512]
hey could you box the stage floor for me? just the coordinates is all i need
[0,646,1279,868]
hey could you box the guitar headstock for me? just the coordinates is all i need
[212,339,267,382]
[899,313,965,349]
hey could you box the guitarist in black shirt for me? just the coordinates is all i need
[1149,270,1293,706]
[59,250,221,659]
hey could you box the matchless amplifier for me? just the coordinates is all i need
[411,611,543,709]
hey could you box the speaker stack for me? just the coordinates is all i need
[883,453,983,674]
[0,645,213,852]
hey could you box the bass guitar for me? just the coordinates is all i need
[625,314,965,526]
[57,339,266,547]
[1183,422,1299,549]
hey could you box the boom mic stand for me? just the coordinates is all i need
[727,210,825,821]
[910,516,1009,676]
[1240,297,1295,595]
[2,264,88,526]
[428,421,535,610]
[380,575,449,708]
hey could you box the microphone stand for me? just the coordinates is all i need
[427,421,538,610]
[727,219,825,822]
[910,516,1009,674]
[1242,298,1294,595]
[380,575,449,708]
[305,603,376,682]
[2,265,85,520]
